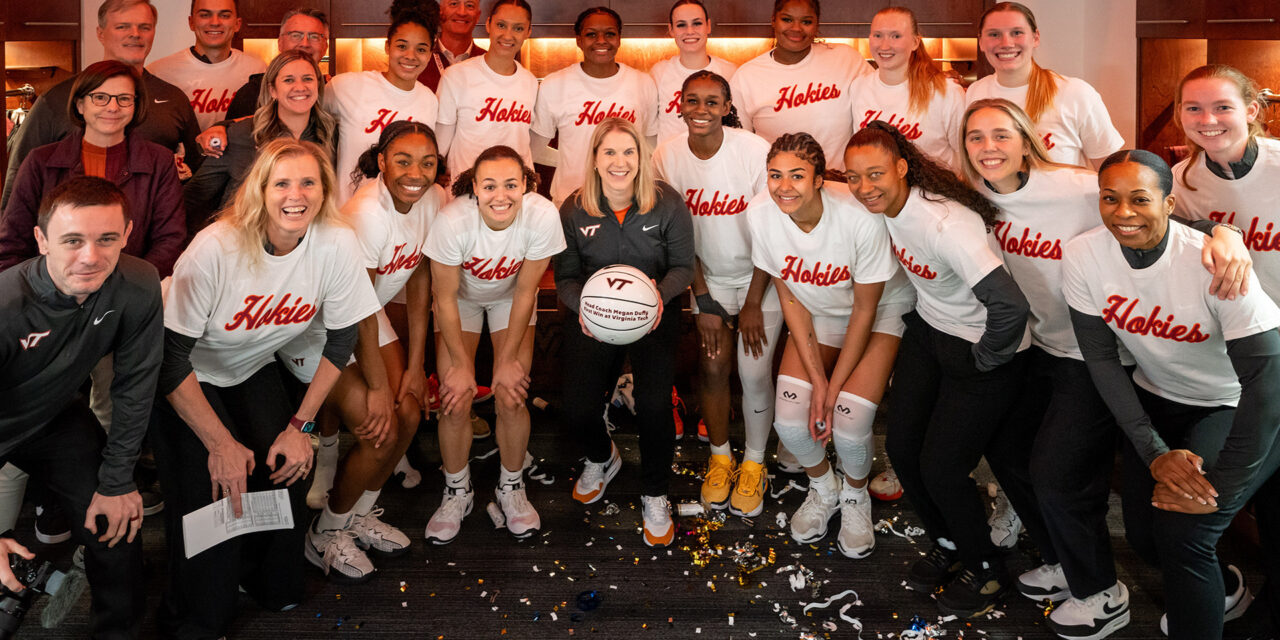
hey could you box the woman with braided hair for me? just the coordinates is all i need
[845,120,1032,618]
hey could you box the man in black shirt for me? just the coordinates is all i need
[0,176,161,638]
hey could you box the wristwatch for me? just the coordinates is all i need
[288,415,316,433]
[1217,222,1245,236]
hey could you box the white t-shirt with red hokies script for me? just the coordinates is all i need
[654,127,769,290]
[975,166,1100,359]
[344,176,445,305]
[848,72,966,170]
[424,191,566,305]
[148,48,266,131]
[882,187,1009,343]
[532,63,658,206]
[436,55,539,179]
[649,55,737,144]
[730,43,872,172]
[325,71,439,206]
[1174,136,1280,304]
[165,220,381,387]
[1063,221,1280,407]
[747,184,907,317]
[965,74,1123,167]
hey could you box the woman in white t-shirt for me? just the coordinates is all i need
[967,2,1124,167]
[422,145,566,544]
[653,71,779,519]
[849,6,966,171]
[728,0,872,172]
[151,139,380,634]
[531,7,658,206]
[326,3,439,205]
[1064,150,1280,640]
[278,121,443,582]
[435,0,537,185]
[649,0,737,143]
[746,131,912,560]
[846,122,1032,619]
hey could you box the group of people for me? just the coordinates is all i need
[1,0,1278,639]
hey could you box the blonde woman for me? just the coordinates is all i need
[554,118,693,547]
[151,138,379,636]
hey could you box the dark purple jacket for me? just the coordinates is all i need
[0,131,186,277]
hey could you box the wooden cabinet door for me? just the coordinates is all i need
[331,0,394,39]
[238,0,328,40]
[529,1,600,37]
[6,0,80,41]
[1205,0,1280,40]
[901,0,985,38]
[1136,0,1204,38]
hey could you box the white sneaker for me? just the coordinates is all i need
[424,485,474,544]
[790,478,839,543]
[1017,563,1070,602]
[1048,581,1130,640]
[641,495,674,547]
[836,483,875,558]
[1158,564,1253,635]
[868,466,903,501]
[988,487,1022,548]
[349,507,411,557]
[306,439,340,509]
[572,442,621,504]
[306,521,375,583]
[496,481,541,540]
[775,443,803,474]
[394,455,422,489]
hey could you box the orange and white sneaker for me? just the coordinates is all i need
[730,459,769,517]
[701,454,735,509]
[572,442,621,504]
[641,495,674,547]
[695,419,710,442]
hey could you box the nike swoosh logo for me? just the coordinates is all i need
[643,224,658,232]
[1102,601,1125,616]
[93,310,116,325]
[154,99,169,103]
[753,409,767,414]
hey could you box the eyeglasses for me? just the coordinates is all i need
[85,92,136,107]
[284,31,325,43]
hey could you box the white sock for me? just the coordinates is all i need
[316,434,339,467]
[709,442,733,458]
[811,468,839,497]
[743,445,766,464]
[444,466,471,491]
[318,432,339,448]
[938,537,957,551]
[317,504,352,532]
[353,489,380,516]
[499,463,523,487]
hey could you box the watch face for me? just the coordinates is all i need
[300,421,316,433]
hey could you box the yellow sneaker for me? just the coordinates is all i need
[701,454,735,509]
[730,459,768,517]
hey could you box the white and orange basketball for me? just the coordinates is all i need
[579,265,661,345]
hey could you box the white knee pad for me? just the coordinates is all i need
[773,375,826,469]
[831,391,877,480]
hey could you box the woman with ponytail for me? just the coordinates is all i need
[276,121,443,582]
[652,71,780,518]
[744,131,913,557]
[420,145,564,544]
[968,2,1123,167]
[650,0,737,143]
[326,1,440,205]
[846,120,1032,619]
[849,6,966,170]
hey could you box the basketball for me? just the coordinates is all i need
[579,265,662,345]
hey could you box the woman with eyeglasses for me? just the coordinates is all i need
[0,60,185,275]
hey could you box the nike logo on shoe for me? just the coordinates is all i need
[1102,601,1125,616]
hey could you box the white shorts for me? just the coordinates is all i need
[691,279,783,316]
[436,297,537,334]
[811,301,912,348]
[278,309,397,384]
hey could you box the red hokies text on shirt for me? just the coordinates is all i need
[1101,295,1211,343]
[224,293,317,331]
[1209,211,1280,252]
[476,98,532,124]
[993,221,1063,260]
[779,255,851,286]
[685,189,748,216]
[858,110,922,140]
[893,243,938,280]
[575,101,637,127]
[462,256,524,281]
[376,243,424,276]
[773,82,842,113]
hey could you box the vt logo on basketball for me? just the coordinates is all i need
[606,277,632,290]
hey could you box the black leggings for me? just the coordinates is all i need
[560,305,680,496]
[151,361,311,639]
[885,311,1031,570]
[1121,388,1280,640]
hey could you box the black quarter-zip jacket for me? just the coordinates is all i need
[554,181,695,311]
[0,255,163,496]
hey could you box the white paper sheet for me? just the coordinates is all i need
[182,489,294,558]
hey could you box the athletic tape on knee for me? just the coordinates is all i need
[773,375,826,468]
[832,391,877,479]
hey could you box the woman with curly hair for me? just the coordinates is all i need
[846,120,1031,619]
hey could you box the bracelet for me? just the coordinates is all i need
[1217,222,1244,236]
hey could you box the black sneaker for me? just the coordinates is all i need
[936,564,1011,618]
[141,487,165,516]
[35,504,71,545]
[906,543,962,592]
